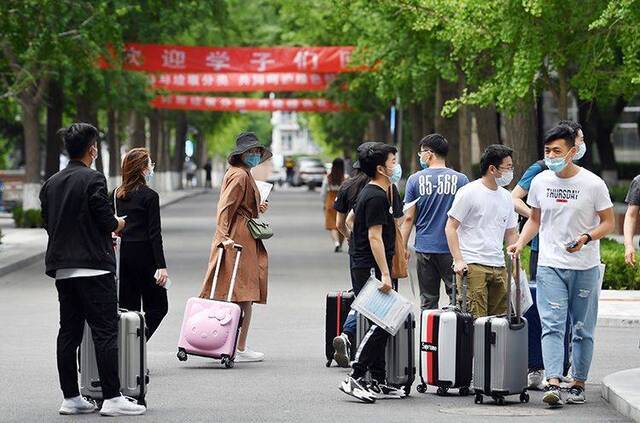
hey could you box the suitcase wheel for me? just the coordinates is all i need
[493,396,505,406]
[177,349,188,362]
[138,397,146,407]
[416,384,427,394]
[326,360,332,368]
[221,356,235,369]
[520,392,530,403]
[403,385,411,397]
[474,393,483,404]
[459,386,470,397]
[436,386,448,396]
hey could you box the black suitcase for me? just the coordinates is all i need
[325,290,354,367]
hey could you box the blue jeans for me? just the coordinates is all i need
[536,265,600,382]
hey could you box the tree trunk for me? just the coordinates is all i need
[557,69,569,121]
[131,111,146,148]
[578,97,626,185]
[473,104,500,152]
[435,77,460,170]
[107,108,120,186]
[457,72,472,177]
[503,98,538,187]
[409,103,423,174]
[45,79,64,180]
[172,111,187,190]
[20,99,42,209]
[148,110,160,161]
[421,97,435,135]
[76,94,103,173]
[157,112,169,173]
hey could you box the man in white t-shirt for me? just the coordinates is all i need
[509,125,614,408]
[445,144,519,318]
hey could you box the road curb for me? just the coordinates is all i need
[602,369,640,422]
[598,317,640,328]
[0,189,207,279]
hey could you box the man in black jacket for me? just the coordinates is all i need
[40,123,145,416]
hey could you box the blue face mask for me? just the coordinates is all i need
[244,153,261,168]
[544,155,568,173]
[144,168,154,182]
[383,163,402,184]
[419,158,429,169]
[573,143,586,161]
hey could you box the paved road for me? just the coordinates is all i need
[0,188,635,422]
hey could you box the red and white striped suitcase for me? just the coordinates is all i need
[417,272,473,396]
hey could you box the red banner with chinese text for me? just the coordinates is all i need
[150,95,342,112]
[149,72,336,92]
[100,43,359,73]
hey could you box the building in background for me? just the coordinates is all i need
[270,111,320,169]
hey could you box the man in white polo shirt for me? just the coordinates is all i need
[445,144,519,318]
[509,124,614,407]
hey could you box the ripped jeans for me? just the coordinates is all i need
[536,265,601,382]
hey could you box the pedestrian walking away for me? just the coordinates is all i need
[40,123,145,417]
[338,142,406,403]
[198,131,271,363]
[508,124,615,408]
[112,147,170,340]
[322,157,346,252]
[445,144,519,319]
[401,133,469,310]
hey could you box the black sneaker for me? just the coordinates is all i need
[543,384,564,407]
[367,380,406,399]
[332,334,351,368]
[566,386,586,404]
[339,376,376,403]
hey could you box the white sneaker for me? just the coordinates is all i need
[59,396,97,415]
[527,369,547,391]
[236,348,265,362]
[99,395,146,416]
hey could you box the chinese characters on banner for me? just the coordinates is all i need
[151,95,343,112]
[149,72,337,92]
[100,44,359,73]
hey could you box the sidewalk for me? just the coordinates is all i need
[0,189,206,279]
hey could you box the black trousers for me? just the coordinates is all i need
[530,249,539,281]
[416,252,454,310]
[119,241,168,339]
[56,274,120,399]
[350,264,392,384]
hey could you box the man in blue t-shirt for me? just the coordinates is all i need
[401,134,469,309]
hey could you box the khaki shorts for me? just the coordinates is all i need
[457,263,508,318]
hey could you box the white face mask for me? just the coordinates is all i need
[495,170,513,187]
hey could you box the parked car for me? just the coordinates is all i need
[292,157,326,189]
[266,167,286,187]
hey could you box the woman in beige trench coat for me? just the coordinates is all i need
[199,132,271,362]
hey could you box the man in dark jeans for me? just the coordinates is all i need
[338,142,406,403]
[40,123,145,417]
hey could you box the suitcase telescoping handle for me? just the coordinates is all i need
[211,244,244,302]
[450,267,469,313]
[507,254,524,329]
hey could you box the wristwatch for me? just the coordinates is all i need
[581,233,593,245]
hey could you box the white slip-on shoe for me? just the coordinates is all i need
[99,395,146,416]
[59,396,97,415]
[236,348,265,362]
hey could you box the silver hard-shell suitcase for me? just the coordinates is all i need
[80,234,149,405]
[472,256,529,405]
[355,312,416,396]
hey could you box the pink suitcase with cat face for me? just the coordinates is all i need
[177,245,243,368]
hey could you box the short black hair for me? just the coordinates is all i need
[557,120,582,133]
[60,123,99,159]
[419,133,449,157]
[544,124,576,148]
[480,144,513,176]
[359,142,397,177]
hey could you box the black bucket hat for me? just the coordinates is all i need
[228,132,272,165]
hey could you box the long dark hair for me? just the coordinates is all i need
[117,148,149,199]
[328,158,345,186]
[340,169,370,211]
